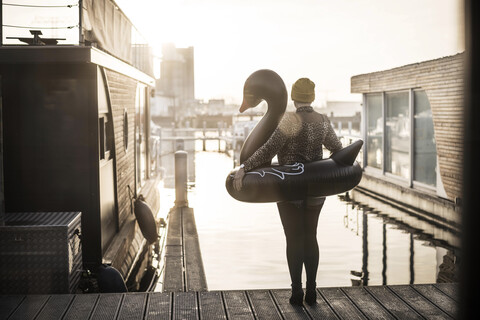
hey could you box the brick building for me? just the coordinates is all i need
[351,53,464,228]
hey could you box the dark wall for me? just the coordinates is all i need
[104,68,137,228]
[1,63,102,267]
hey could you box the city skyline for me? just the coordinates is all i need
[116,0,464,105]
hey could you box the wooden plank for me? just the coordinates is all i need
[198,291,227,320]
[36,294,74,320]
[389,285,452,319]
[145,292,172,320]
[246,290,282,320]
[117,293,147,320]
[270,289,311,320]
[183,207,207,291]
[8,295,49,320]
[0,295,24,320]
[366,286,423,320]
[63,294,98,320]
[319,287,366,320]
[163,207,184,292]
[413,284,457,318]
[434,283,459,301]
[163,253,184,292]
[222,291,254,320]
[90,294,123,320]
[341,287,395,320]
[303,290,338,320]
[166,207,182,246]
[173,291,199,320]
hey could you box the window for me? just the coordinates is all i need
[364,89,437,189]
[385,92,410,179]
[366,94,383,169]
[414,90,437,186]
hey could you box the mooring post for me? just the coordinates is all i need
[202,121,206,151]
[174,150,188,207]
[218,121,221,152]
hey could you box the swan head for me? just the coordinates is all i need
[239,69,287,113]
[239,92,263,113]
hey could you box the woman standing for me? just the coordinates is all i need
[233,78,342,305]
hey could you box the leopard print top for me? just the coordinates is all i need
[243,106,343,171]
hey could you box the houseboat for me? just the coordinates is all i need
[350,53,463,230]
[0,0,162,294]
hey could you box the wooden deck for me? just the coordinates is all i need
[163,206,208,292]
[0,283,457,319]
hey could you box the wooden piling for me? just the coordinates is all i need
[174,151,188,207]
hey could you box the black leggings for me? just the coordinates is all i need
[277,198,325,286]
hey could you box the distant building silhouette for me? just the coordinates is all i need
[153,44,195,120]
[317,100,361,117]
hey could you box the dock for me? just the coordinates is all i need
[0,283,457,319]
[0,153,460,319]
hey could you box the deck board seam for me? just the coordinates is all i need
[83,294,100,320]
[303,288,340,319]
[59,295,75,319]
[267,290,283,320]
[219,291,230,320]
[358,287,400,320]
[244,291,258,320]
[267,290,286,320]
[112,293,125,320]
[181,209,187,292]
[169,292,174,320]
[60,295,76,320]
[268,289,304,320]
[316,289,341,320]
[196,291,201,320]
[6,295,26,320]
[142,293,150,320]
[33,295,51,320]
[409,285,455,319]
[385,286,427,320]
[433,284,458,302]
[338,287,371,319]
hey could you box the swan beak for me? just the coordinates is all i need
[239,100,249,113]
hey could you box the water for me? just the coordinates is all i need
[157,141,459,290]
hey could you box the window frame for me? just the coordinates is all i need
[363,88,437,192]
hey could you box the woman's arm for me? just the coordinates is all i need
[323,117,343,153]
[233,116,290,191]
[242,126,288,171]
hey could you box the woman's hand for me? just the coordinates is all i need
[233,167,246,191]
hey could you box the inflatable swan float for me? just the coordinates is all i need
[225,69,363,203]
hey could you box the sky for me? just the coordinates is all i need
[4,0,464,105]
[114,0,463,105]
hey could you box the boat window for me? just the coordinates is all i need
[99,115,113,161]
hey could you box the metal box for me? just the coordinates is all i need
[0,212,82,294]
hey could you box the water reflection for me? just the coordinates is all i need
[157,140,459,290]
[347,190,459,286]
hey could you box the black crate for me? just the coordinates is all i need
[0,212,82,294]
